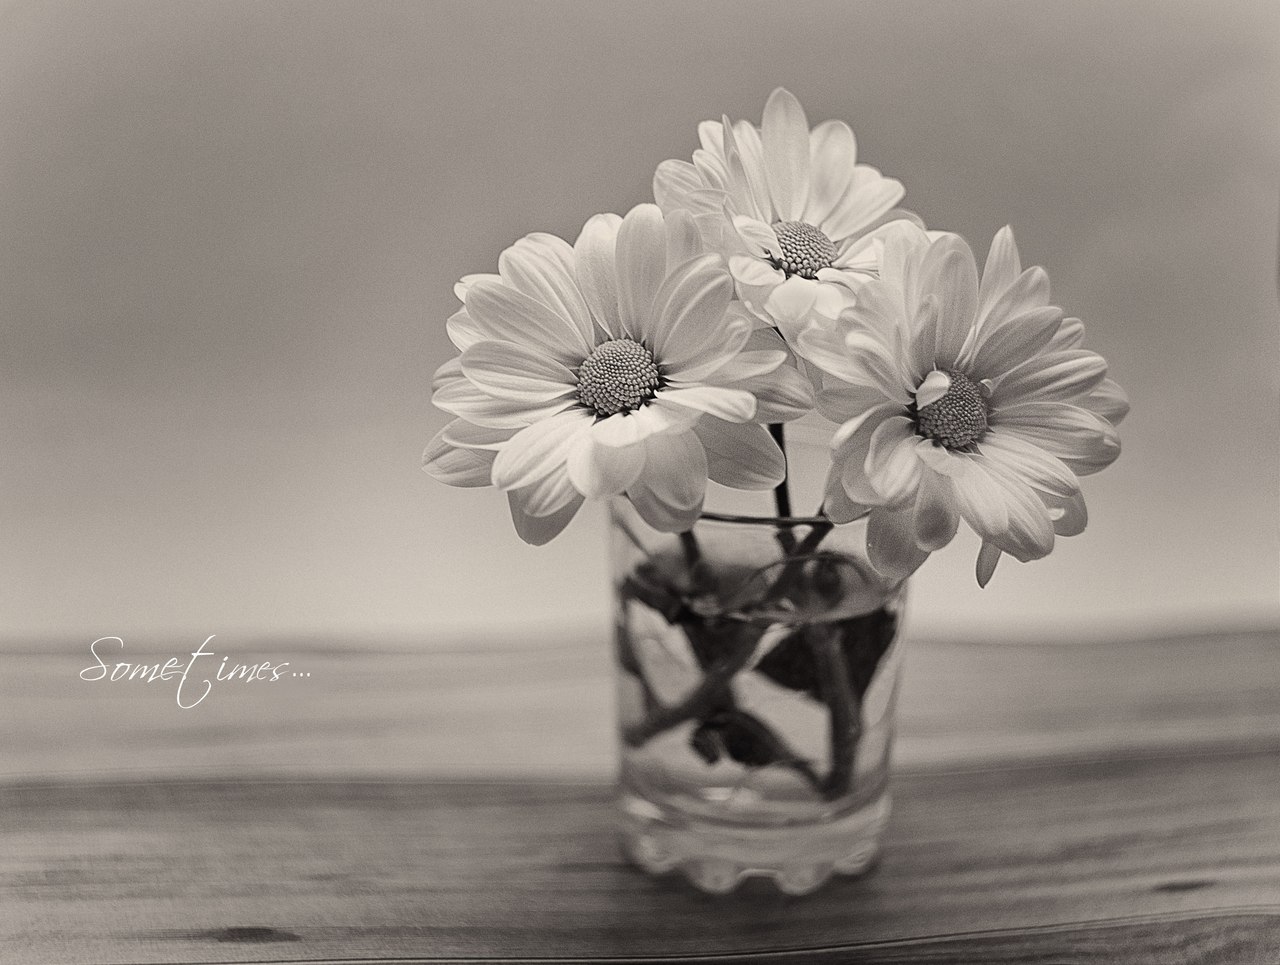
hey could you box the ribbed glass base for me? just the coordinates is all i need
[618,789,890,895]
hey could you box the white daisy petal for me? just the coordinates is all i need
[914,437,967,477]
[742,361,815,423]
[1083,377,1130,426]
[845,279,912,345]
[445,308,486,352]
[831,233,879,272]
[697,119,725,153]
[657,385,756,422]
[845,331,914,404]
[691,152,730,196]
[432,355,464,393]
[433,375,574,429]
[729,253,784,288]
[763,276,820,341]
[573,213,624,339]
[921,239,979,368]
[731,215,781,258]
[822,467,872,523]
[566,427,646,499]
[460,340,577,403]
[507,488,584,545]
[465,280,588,364]
[865,416,922,505]
[877,220,932,298]
[905,295,941,384]
[440,420,514,451]
[995,349,1108,405]
[498,235,595,354]
[835,403,900,504]
[681,314,788,384]
[803,120,857,226]
[816,374,885,423]
[833,400,900,448]
[703,346,787,384]
[979,462,1056,562]
[694,419,786,490]
[866,507,930,578]
[982,266,1051,328]
[647,253,737,369]
[914,368,951,409]
[626,431,708,532]
[1044,489,1088,537]
[491,409,592,491]
[1045,316,1085,353]
[795,322,864,384]
[975,541,1002,588]
[589,403,696,448]
[726,118,771,222]
[1060,434,1122,477]
[912,470,960,551]
[715,117,760,221]
[761,87,811,222]
[664,320,753,385]
[615,204,670,339]
[964,305,1065,377]
[454,272,501,303]
[978,431,1079,498]
[976,226,1022,323]
[518,463,581,517]
[422,422,504,488]
[653,159,703,212]
[812,282,851,320]
[950,457,1011,542]
[995,401,1114,456]
[664,208,705,269]
[821,171,905,242]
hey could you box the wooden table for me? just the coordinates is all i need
[3,628,1279,964]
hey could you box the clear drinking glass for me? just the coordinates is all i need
[610,498,908,894]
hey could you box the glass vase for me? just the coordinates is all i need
[610,498,908,895]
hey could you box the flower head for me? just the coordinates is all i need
[800,223,1127,585]
[654,88,920,341]
[424,204,813,544]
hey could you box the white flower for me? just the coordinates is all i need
[799,223,1128,586]
[424,204,813,544]
[654,88,920,342]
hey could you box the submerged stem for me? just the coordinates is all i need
[811,628,859,799]
[621,632,756,747]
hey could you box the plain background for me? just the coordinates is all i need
[2,0,1277,647]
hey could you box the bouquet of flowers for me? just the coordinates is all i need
[423,90,1127,893]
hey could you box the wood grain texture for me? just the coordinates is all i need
[2,748,1279,964]
[2,628,1279,963]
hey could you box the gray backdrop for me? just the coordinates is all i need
[2,0,1277,645]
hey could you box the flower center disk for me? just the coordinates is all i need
[916,370,989,449]
[576,338,662,417]
[770,221,837,279]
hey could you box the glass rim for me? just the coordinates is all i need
[696,510,836,528]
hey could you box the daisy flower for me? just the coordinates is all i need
[798,223,1127,586]
[654,88,920,342]
[424,204,813,544]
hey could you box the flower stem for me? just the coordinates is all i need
[621,632,756,747]
[811,627,860,799]
[767,423,797,553]
[678,529,701,567]
[760,515,835,605]
[767,423,793,519]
